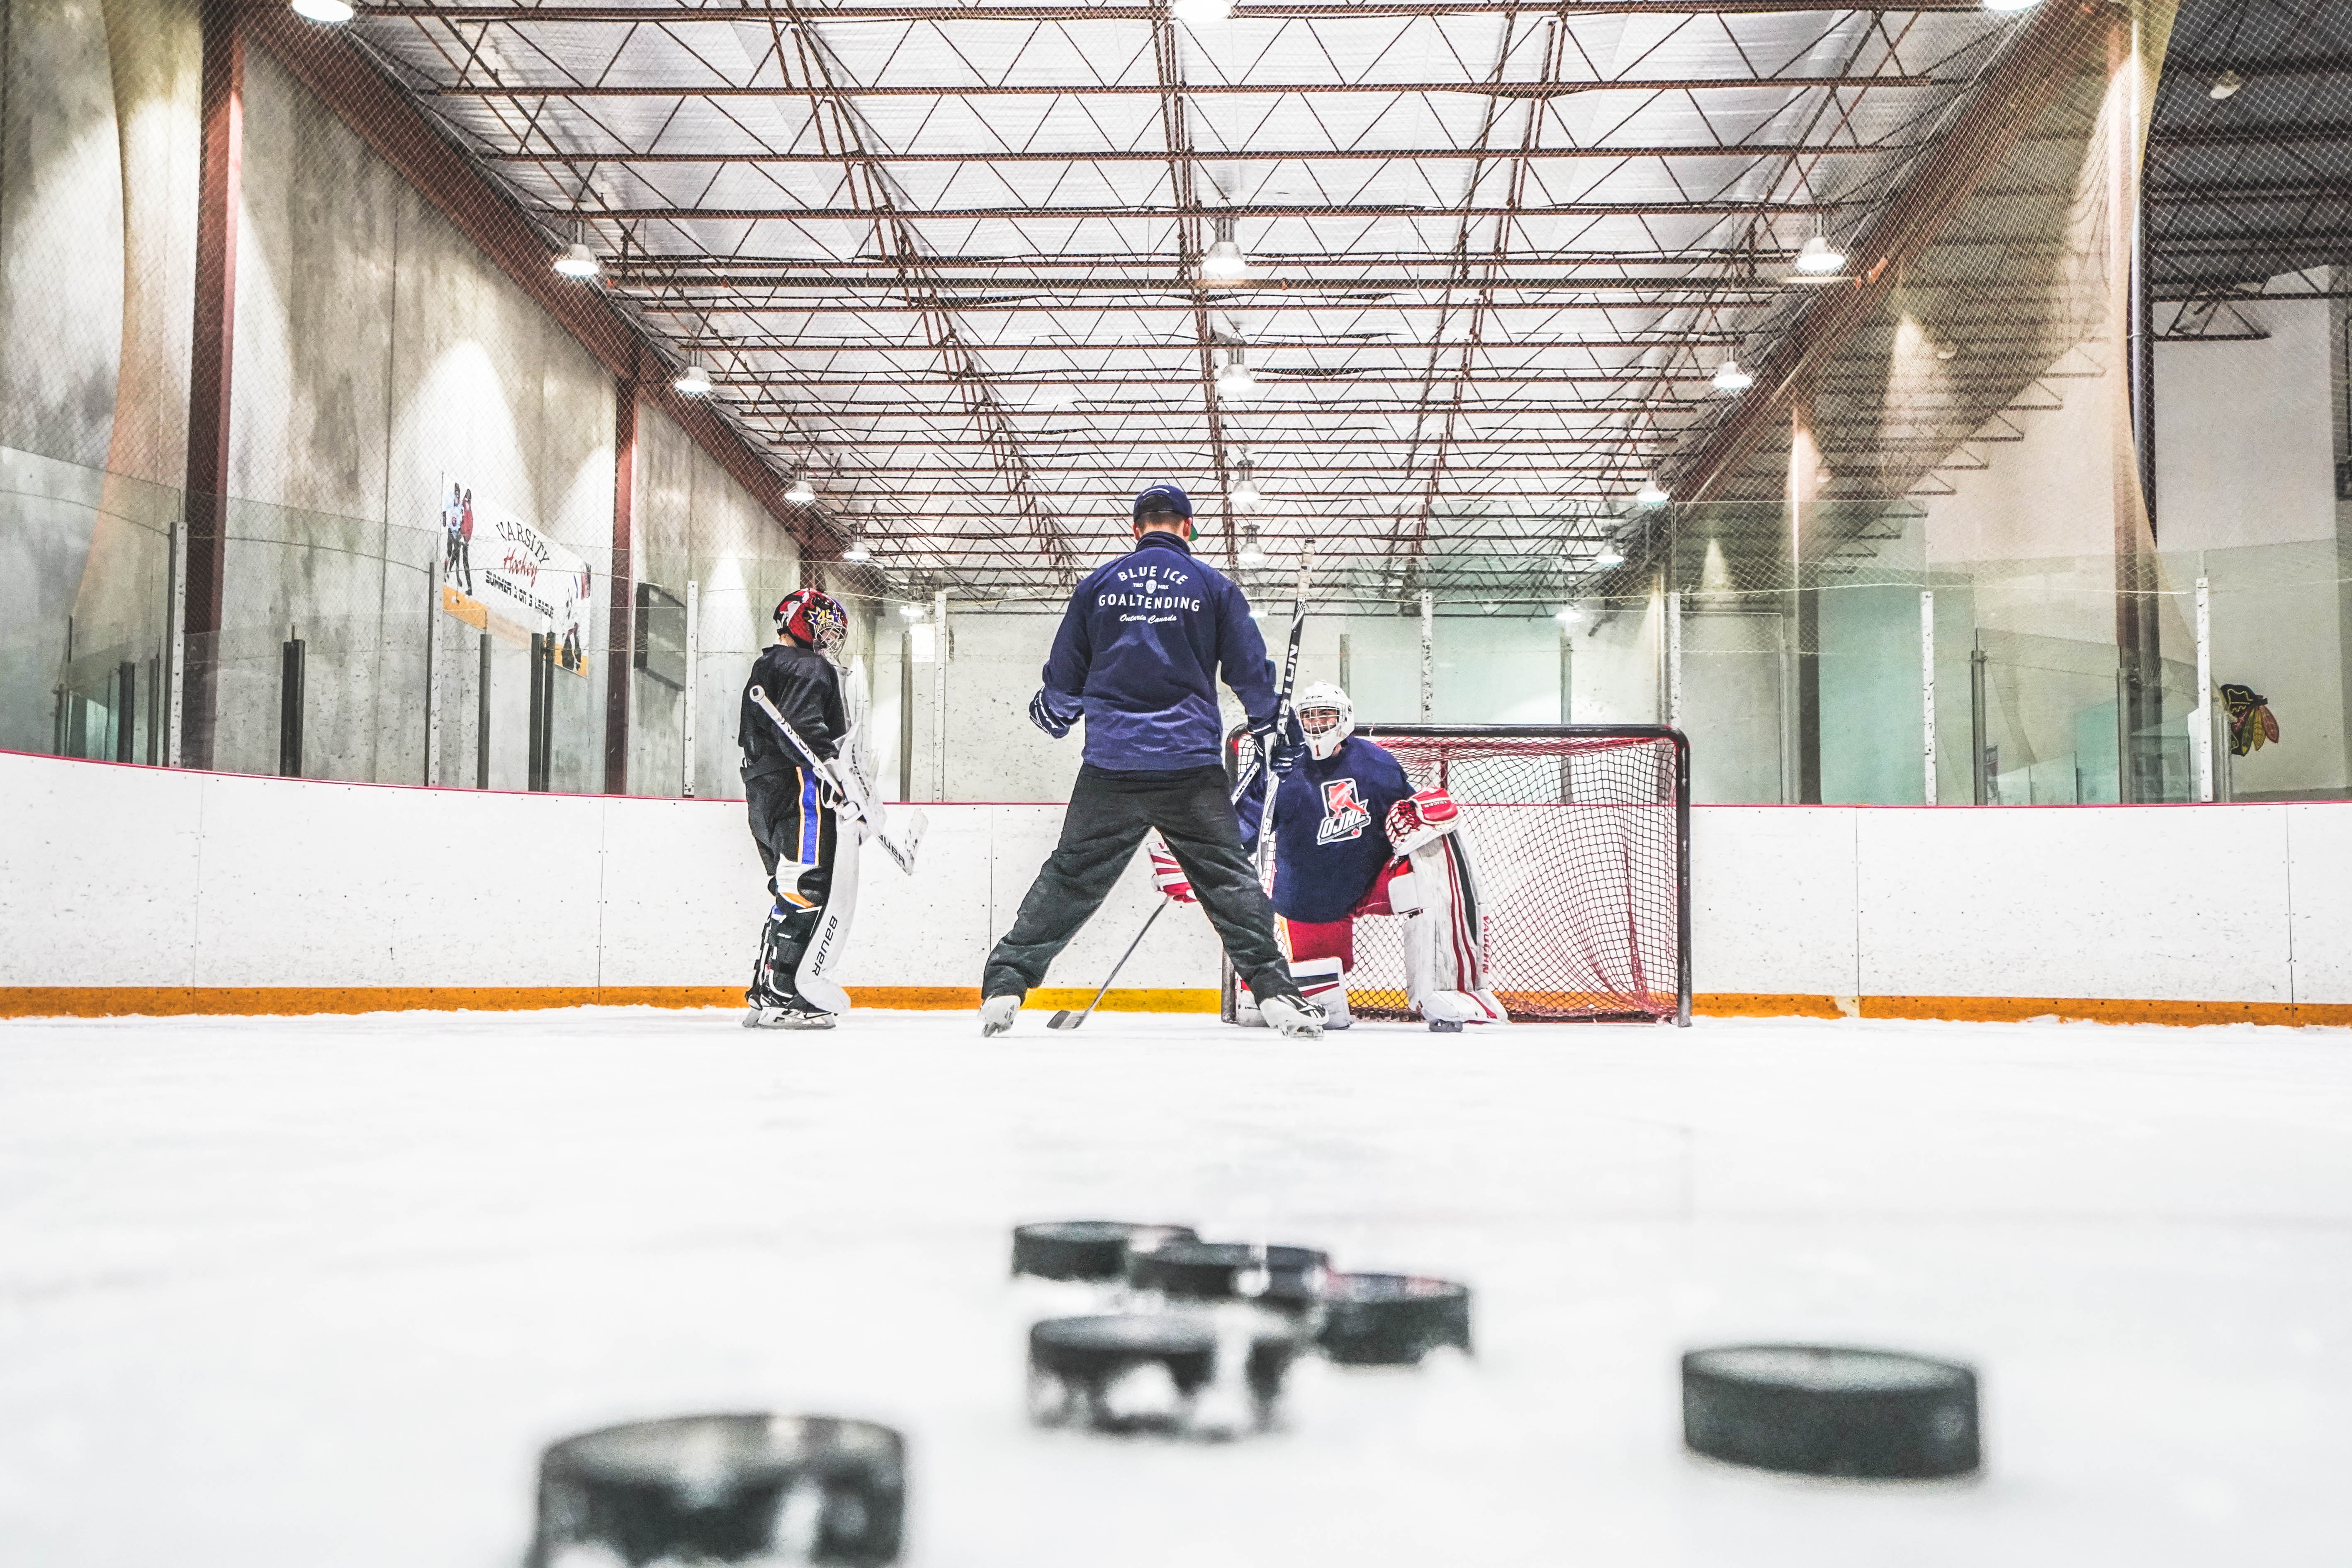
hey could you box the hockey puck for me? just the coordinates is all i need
[1314,1273,1472,1366]
[1029,1314,1301,1434]
[1428,1019,1464,1033]
[1126,1240,1330,1308]
[1011,1220,1197,1282]
[1682,1345,1981,1480]
[526,1413,905,1568]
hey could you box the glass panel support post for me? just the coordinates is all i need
[424,557,442,786]
[1920,590,1937,805]
[2194,575,2213,802]
[932,589,949,802]
[682,580,699,798]
[165,518,186,768]
[1664,591,1682,729]
[1970,639,1989,806]
[1418,591,1434,720]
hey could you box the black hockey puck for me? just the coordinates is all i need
[526,1413,905,1568]
[1029,1314,1301,1434]
[1315,1273,1473,1366]
[1011,1220,1198,1282]
[1126,1240,1330,1308]
[1682,1345,1980,1480]
[1428,1019,1464,1033]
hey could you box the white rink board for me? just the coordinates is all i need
[5,751,2352,1004]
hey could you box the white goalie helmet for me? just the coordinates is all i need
[1293,681,1355,761]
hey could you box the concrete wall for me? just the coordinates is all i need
[0,0,200,755]
[9,748,2352,1018]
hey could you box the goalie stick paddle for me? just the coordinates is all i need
[747,686,925,874]
[1046,900,1167,1031]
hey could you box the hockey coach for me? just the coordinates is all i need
[979,481,1324,1040]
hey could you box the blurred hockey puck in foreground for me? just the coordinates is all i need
[1029,1314,1300,1436]
[1682,1345,1980,1480]
[1012,1220,1197,1281]
[526,1413,905,1567]
[1315,1273,1472,1366]
[1126,1240,1329,1308]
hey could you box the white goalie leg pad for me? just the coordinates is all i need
[1289,955,1351,1030]
[793,803,863,1016]
[1400,833,1508,1026]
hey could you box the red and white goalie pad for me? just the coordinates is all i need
[1384,788,1461,857]
[1384,827,1507,1026]
[1147,833,1197,904]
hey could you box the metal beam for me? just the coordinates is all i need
[562,200,1839,221]
[431,74,1945,98]
[487,142,1910,165]
[369,2,1990,22]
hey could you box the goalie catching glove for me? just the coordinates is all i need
[1148,834,1197,904]
[1384,788,1461,857]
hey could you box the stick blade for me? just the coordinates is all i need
[1045,1009,1084,1030]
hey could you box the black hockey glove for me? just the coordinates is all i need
[1251,714,1307,776]
[1029,688,1080,739]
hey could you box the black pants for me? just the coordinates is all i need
[984,763,1299,1004]
[747,763,837,931]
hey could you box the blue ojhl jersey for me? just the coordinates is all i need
[1238,733,1416,924]
[1041,531,1279,771]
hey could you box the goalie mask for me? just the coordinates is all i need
[1294,681,1355,761]
[774,588,848,658]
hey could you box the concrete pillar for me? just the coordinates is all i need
[179,4,242,771]
[605,379,638,795]
[2109,13,2162,802]
[1788,384,1826,802]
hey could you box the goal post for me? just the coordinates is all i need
[1220,723,1691,1026]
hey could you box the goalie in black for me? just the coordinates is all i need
[739,588,851,1029]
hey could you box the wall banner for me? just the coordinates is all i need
[436,474,592,676]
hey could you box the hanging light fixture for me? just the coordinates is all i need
[1793,233,1846,277]
[1229,455,1262,508]
[1595,546,1627,567]
[1634,475,1669,508]
[1981,0,2040,11]
[1237,523,1270,568]
[841,537,872,564]
[552,222,601,280]
[289,0,355,22]
[2208,69,2245,101]
[1711,357,1754,394]
[898,602,926,621]
[1201,213,1249,281]
[1555,605,1583,625]
[1215,347,1257,398]
[784,473,817,506]
[672,360,714,396]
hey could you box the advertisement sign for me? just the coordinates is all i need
[436,475,593,676]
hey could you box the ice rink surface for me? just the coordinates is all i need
[2,1006,2348,1567]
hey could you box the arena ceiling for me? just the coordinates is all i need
[328,0,2344,608]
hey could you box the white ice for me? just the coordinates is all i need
[2,1008,2348,1567]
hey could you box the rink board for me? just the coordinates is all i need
[5,749,2352,1023]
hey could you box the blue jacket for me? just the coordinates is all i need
[1238,733,1417,922]
[1040,532,1279,771]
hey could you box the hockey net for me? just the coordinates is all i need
[1233,725,1690,1025]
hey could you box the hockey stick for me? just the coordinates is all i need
[1248,545,1313,882]
[1045,900,1168,1031]
[747,686,926,874]
[1228,542,1314,829]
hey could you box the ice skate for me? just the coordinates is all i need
[743,997,836,1030]
[1257,994,1326,1040]
[980,994,1021,1037]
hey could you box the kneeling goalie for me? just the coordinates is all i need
[1169,681,1506,1030]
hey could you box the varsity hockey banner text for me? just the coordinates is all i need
[435,474,594,677]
